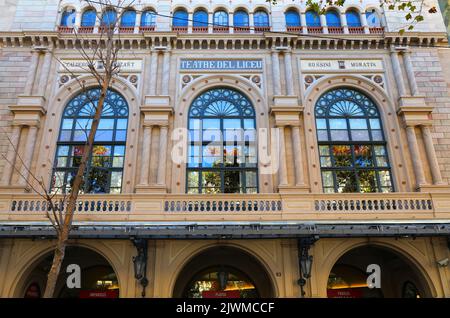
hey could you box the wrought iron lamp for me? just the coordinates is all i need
[132,238,149,297]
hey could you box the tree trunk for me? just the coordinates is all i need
[42,79,111,298]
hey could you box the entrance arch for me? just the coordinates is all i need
[172,246,275,298]
[19,246,120,298]
[326,245,432,298]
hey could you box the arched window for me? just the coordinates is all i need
[254,10,269,27]
[326,10,341,27]
[234,10,249,27]
[306,10,321,27]
[346,10,361,27]
[187,88,257,194]
[214,10,228,26]
[141,10,156,26]
[81,9,96,27]
[366,10,381,27]
[315,88,393,193]
[173,9,188,27]
[101,9,117,26]
[193,9,208,27]
[120,9,136,27]
[61,9,76,27]
[52,89,129,194]
[285,10,301,27]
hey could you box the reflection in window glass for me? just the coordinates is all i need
[52,89,128,194]
[187,88,257,193]
[315,88,393,193]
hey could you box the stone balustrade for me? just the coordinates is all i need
[0,193,448,223]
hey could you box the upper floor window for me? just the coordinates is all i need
[173,9,188,27]
[346,10,361,27]
[326,10,341,27]
[366,10,381,27]
[234,10,249,27]
[193,9,208,26]
[101,9,117,26]
[214,10,229,26]
[141,10,156,26]
[285,10,301,27]
[254,10,269,27]
[61,9,76,27]
[306,10,321,27]
[120,9,136,27]
[81,9,96,27]
[187,88,258,194]
[52,89,129,194]
[315,88,393,193]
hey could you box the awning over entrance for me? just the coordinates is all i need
[0,221,449,239]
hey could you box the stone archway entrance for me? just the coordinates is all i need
[21,246,119,298]
[327,245,431,298]
[173,246,275,298]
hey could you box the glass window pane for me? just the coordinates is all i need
[374,145,386,156]
[369,119,381,129]
[378,170,392,187]
[187,171,199,187]
[189,119,201,129]
[358,170,377,193]
[57,145,70,156]
[95,130,113,141]
[114,146,125,156]
[244,119,255,129]
[73,130,88,141]
[322,171,334,187]
[59,130,72,141]
[98,119,114,129]
[223,119,241,129]
[112,157,124,167]
[371,130,383,141]
[202,171,221,188]
[203,118,220,129]
[115,130,127,141]
[319,145,330,156]
[110,171,122,187]
[224,170,241,193]
[203,129,221,142]
[246,171,257,187]
[320,157,332,167]
[87,168,109,193]
[354,145,373,167]
[56,157,67,167]
[317,130,328,141]
[332,146,352,167]
[190,130,200,142]
[187,188,199,194]
[376,156,388,167]
[351,130,370,141]
[329,119,347,129]
[330,130,349,141]
[62,119,73,129]
[335,171,357,193]
[349,119,367,129]
[316,118,327,129]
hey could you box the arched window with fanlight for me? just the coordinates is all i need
[187,88,258,194]
[81,9,96,27]
[315,88,393,193]
[52,89,129,194]
[285,9,301,28]
[214,10,229,26]
[306,10,321,27]
[120,9,136,27]
[234,10,249,27]
[193,9,208,27]
[346,9,361,27]
[141,9,156,27]
[326,10,341,27]
[60,9,76,27]
[254,10,269,27]
[173,9,188,27]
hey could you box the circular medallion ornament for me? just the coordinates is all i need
[374,75,383,84]
[60,75,69,84]
[304,75,314,84]
[252,75,261,84]
[129,75,138,84]
[182,75,191,84]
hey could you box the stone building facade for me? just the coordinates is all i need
[0,0,449,298]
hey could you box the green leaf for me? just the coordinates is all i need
[405,13,412,20]
[399,29,405,35]
[415,15,424,22]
